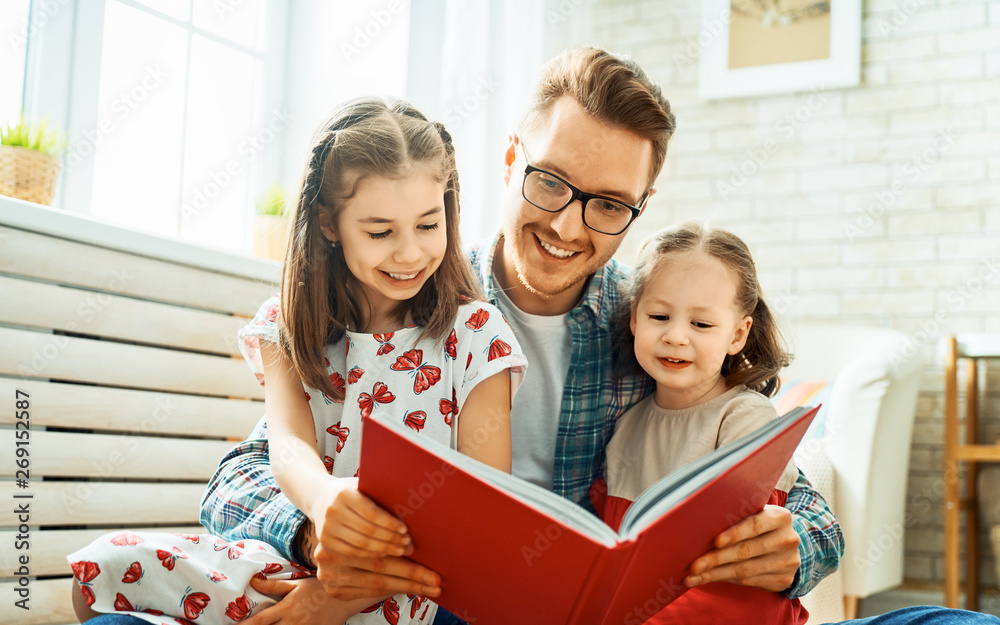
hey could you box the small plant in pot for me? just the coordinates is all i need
[252,183,289,261]
[0,114,66,206]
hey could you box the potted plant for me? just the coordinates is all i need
[252,183,289,261]
[0,114,66,206]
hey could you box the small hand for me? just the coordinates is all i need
[305,478,442,600]
[684,505,801,592]
[245,576,386,625]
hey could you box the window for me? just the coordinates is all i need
[1,1,31,126]
[86,0,280,252]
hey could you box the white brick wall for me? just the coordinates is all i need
[592,0,1000,600]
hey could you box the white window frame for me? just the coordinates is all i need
[21,0,288,248]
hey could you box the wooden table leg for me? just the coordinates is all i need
[944,337,960,608]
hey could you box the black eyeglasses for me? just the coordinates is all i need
[519,142,646,236]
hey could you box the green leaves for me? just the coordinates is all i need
[1,114,66,156]
[255,182,287,216]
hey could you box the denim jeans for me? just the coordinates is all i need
[823,606,1000,625]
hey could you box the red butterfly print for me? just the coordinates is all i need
[304,391,311,402]
[214,539,242,560]
[109,530,145,546]
[323,455,335,474]
[260,562,283,575]
[181,587,211,620]
[488,335,512,361]
[375,333,395,356]
[226,593,256,621]
[113,592,164,615]
[173,534,200,543]
[466,353,472,370]
[409,595,427,618]
[175,619,197,625]
[326,421,350,452]
[358,381,395,419]
[390,349,442,394]
[79,584,96,607]
[71,560,101,584]
[327,371,346,402]
[122,561,143,584]
[207,569,227,583]
[227,541,245,560]
[440,388,458,426]
[266,303,279,323]
[445,329,457,359]
[71,561,100,606]
[324,357,331,368]
[157,546,188,571]
[348,366,364,384]
[361,597,400,625]
[465,308,490,330]
[404,411,427,431]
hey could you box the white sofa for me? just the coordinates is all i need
[777,323,923,623]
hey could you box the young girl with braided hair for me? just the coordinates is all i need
[69,97,526,625]
[592,222,806,624]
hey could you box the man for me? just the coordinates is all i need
[205,48,995,624]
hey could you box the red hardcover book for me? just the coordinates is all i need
[359,405,818,625]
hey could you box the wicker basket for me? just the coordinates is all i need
[0,145,61,205]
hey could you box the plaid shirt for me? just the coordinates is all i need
[200,231,843,597]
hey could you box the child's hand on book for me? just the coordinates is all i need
[683,505,801,592]
[308,477,443,600]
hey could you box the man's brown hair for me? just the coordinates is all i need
[520,46,677,190]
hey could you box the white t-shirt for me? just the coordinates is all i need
[492,283,571,490]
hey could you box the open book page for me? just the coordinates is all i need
[620,406,814,539]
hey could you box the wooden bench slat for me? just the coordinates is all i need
[0,483,205,526]
[0,275,248,356]
[0,225,277,314]
[0,430,235,480]
[0,577,75,624]
[0,526,205,579]
[0,328,264,400]
[0,380,262,438]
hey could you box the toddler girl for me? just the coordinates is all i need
[69,97,526,625]
[593,223,806,624]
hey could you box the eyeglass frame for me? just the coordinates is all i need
[518,141,648,236]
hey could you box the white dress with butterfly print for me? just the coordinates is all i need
[67,296,526,625]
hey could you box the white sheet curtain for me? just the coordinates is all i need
[407,0,586,243]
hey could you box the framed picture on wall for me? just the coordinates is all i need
[699,0,861,100]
